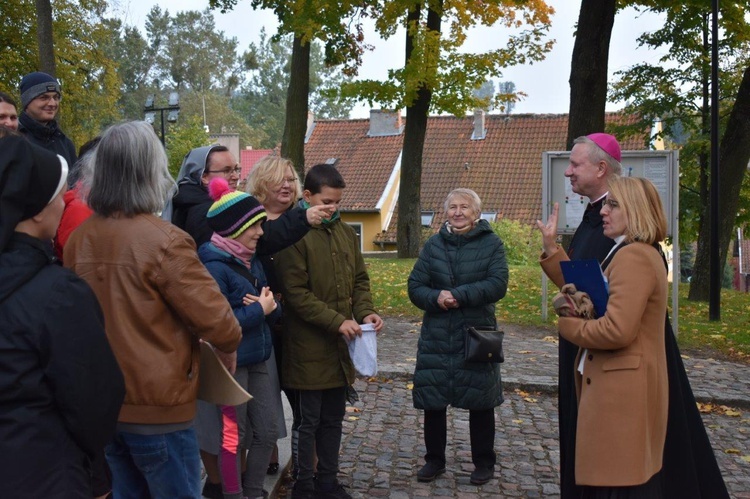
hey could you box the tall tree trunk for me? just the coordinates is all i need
[35,0,56,76]
[281,35,310,180]
[690,64,750,300]
[566,0,616,147]
[397,1,441,258]
[689,17,713,301]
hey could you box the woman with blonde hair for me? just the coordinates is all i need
[541,176,728,498]
[245,156,335,477]
[542,176,668,495]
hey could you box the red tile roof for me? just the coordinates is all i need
[305,119,404,211]
[240,149,273,180]
[304,113,648,244]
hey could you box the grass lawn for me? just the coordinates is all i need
[366,258,750,362]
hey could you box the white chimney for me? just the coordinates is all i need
[471,109,486,140]
[304,110,316,143]
[368,109,403,137]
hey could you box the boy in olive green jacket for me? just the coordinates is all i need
[274,163,383,499]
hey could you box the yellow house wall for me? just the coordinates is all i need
[341,212,383,252]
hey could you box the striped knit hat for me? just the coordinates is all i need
[206,177,266,239]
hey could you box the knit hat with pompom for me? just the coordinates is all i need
[206,177,266,239]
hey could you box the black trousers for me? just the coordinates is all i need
[423,408,496,469]
[559,336,582,498]
[293,386,347,486]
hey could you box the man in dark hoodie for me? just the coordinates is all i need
[17,72,77,176]
[0,134,125,498]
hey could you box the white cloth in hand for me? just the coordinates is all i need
[348,324,378,376]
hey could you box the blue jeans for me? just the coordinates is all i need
[105,427,201,499]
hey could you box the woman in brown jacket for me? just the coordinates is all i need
[541,177,669,497]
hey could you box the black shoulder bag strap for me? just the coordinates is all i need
[223,259,259,291]
[600,241,628,272]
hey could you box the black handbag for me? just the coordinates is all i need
[464,326,505,363]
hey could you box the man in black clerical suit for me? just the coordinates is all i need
[539,133,728,498]
[546,133,621,498]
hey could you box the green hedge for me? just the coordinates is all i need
[490,219,539,266]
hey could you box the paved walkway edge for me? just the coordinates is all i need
[378,370,750,409]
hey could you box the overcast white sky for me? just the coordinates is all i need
[112,0,667,117]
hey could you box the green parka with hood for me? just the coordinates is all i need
[408,219,508,411]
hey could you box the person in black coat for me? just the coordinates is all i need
[538,133,728,498]
[0,135,125,499]
[17,72,77,178]
[552,134,618,498]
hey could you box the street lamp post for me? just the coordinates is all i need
[144,92,180,146]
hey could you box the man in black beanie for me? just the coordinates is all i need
[17,71,77,176]
[0,135,125,498]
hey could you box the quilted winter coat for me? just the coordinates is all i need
[408,220,508,411]
[198,243,281,367]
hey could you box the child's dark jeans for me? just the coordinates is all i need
[293,386,347,488]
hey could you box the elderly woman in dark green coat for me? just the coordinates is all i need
[408,188,508,486]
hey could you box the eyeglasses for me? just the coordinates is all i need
[206,166,241,176]
[603,198,620,209]
[281,176,298,186]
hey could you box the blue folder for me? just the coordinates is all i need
[560,259,609,318]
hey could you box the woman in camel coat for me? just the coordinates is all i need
[540,177,669,497]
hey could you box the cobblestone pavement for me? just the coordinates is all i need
[274,317,750,498]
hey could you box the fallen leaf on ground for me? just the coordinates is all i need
[406,382,414,390]
[725,448,740,454]
[698,402,743,417]
[346,406,361,413]
[723,407,742,417]
[697,402,714,413]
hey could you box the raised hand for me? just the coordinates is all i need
[536,202,560,256]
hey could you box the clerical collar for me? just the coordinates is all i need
[588,192,608,208]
